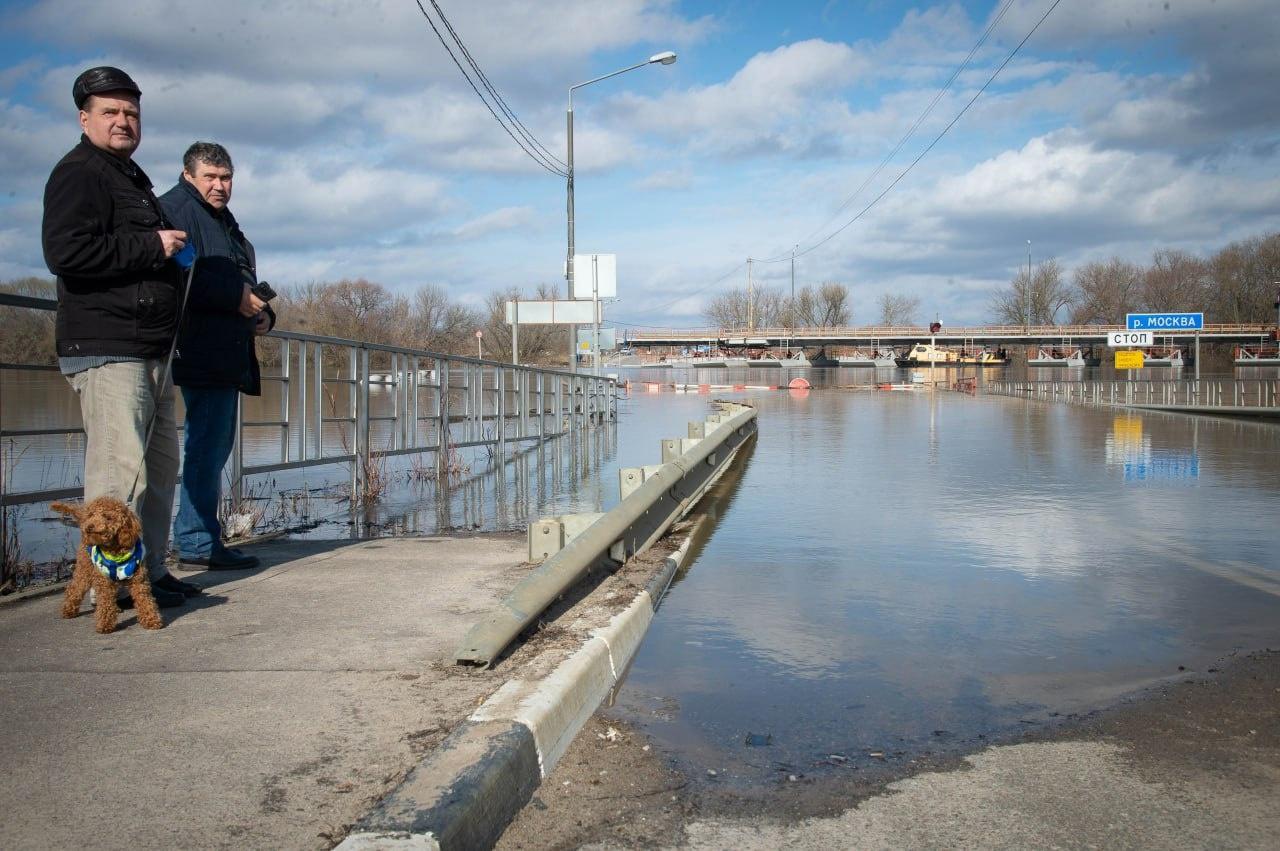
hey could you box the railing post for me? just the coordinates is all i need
[353,346,370,504]
[279,337,291,463]
[297,340,309,461]
[231,395,244,507]
[497,367,507,461]
[437,359,451,478]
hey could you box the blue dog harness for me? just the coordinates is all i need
[89,540,146,581]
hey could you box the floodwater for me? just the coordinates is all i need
[607,365,1280,788]
[5,363,1280,792]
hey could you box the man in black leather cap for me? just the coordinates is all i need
[42,66,201,605]
[160,142,273,570]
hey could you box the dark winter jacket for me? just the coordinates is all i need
[158,177,274,395]
[43,136,181,358]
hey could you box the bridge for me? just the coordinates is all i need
[623,323,1276,348]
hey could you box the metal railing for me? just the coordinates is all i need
[986,378,1280,411]
[0,293,617,509]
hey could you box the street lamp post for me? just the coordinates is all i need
[566,50,676,373]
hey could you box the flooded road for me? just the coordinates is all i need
[5,365,1280,790]
[608,371,1280,788]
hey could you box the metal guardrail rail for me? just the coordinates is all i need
[625,323,1276,346]
[455,400,758,667]
[986,378,1280,412]
[0,293,617,509]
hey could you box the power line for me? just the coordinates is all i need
[759,0,1019,263]
[793,0,1064,260]
[427,0,568,171]
[413,1,568,177]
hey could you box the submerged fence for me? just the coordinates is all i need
[0,293,617,513]
[986,378,1279,411]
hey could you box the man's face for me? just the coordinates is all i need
[183,161,233,210]
[79,93,141,159]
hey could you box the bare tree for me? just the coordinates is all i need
[989,258,1072,326]
[482,284,568,365]
[1142,249,1209,312]
[1207,233,1280,323]
[0,277,57,365]
[409,283,480,353]
[1069,258,1141,325]
[705,286,784,329]
[877,292,920,326]
[785,283,851,327]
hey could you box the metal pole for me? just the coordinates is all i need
[747,258,754,331]
[790,245,796,302]
[512,299,519,366]
[566,102,577,374]
[592,254,601,376]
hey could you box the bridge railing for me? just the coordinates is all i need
[625,323,1275,341]
[986,378,1279,410]
[0,293,617,512]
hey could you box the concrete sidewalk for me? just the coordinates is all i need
[0,532,670,850]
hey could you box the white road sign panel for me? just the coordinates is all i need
[1108,330,1152,347]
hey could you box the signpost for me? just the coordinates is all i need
[475,329,483,359]
[1126,312,1203,331]
[1108,330,1152,347]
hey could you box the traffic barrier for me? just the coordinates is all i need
[455,401,758,667]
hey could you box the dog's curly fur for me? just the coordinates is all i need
[52,497,164,633]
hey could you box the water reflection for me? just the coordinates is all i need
[609,380,1280,786]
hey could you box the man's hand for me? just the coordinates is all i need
[239,283,268,318]
[157,229,188,257]
[254,311,271,336]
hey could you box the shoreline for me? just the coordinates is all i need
[496,647,1280,848]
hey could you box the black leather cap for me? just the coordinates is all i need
[73,66,141,109]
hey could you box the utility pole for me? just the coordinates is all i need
[747,258,754,331]
[790,244,797,302]
[1025,239,1032,332]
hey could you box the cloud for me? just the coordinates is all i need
[634,168,693,191]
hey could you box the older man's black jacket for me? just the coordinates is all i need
[43,136,180,358]
[159,177,273,395]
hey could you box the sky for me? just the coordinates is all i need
[2,0,1278,328]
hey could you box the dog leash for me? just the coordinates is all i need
[124,247,197,506]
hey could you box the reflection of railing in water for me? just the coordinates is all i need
[0,293,618,510]
[987,378,1279,410]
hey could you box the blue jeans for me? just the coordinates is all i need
[175,386,239,558]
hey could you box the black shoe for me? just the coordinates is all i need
[120,585,185,609]
[154,573,203,598]
[180,550,260,570]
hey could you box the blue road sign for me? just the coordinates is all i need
[1126,312,1203,331]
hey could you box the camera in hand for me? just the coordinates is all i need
[250,281,277,302]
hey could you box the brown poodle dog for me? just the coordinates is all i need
[52,497,164,633]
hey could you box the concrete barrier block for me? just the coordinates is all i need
[560,513,606,543]
[688,421,706,439]
[528,520,564,562]
[661,438,681,463]
[619,467,644,500]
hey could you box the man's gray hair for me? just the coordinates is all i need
[183,141,233,176]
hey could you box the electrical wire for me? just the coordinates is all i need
[427,0,569,172]
[413,1,568,177]
[792,0,1063,260]
[757,0,1019,263]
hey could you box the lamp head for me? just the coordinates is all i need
[649,51,678,65]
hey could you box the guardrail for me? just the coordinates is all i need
[986,378,1280,411]
[455,400,758,667]
[624,322,1275,343]
[0,293,617,510]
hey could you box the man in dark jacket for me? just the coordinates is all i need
[160,142,274,570]
[42,66,199,606]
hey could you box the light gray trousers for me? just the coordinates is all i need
[68,360,179,581]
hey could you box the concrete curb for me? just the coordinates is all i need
[337,535,694,851]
